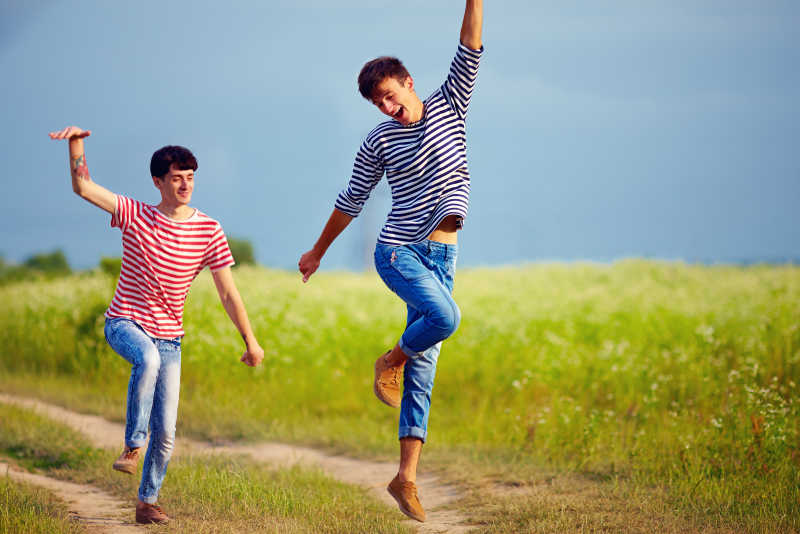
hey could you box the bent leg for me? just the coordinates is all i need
[398,278,459,359]
[104,318,161,448]
[375,245,461,361]
[375,242,459,442]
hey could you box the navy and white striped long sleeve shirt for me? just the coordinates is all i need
[335,44,483,245]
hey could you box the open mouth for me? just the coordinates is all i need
[393,107,404,120]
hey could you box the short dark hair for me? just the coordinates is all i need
[357,56,410,100]
[150,145,198,179]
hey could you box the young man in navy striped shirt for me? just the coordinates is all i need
[299,0,483,522]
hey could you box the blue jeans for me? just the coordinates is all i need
[374,240,460,442]
[104,317,181,504]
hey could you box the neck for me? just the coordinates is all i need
[156,202,193,221]
[409,99,424,123]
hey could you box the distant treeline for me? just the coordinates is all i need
[0,237,256,284]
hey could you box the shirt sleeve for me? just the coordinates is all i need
[203,224,236,272]
[441,43,483,119]
[334,138,385,218]
[110,195,140,231]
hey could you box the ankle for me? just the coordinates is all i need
[385,349,407,367]
[397,472,416,484]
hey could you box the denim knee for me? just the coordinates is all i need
[429,300,461,339]
[150,432,175,456]
[138,348,161,377]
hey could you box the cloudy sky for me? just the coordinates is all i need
[1,0,798,270]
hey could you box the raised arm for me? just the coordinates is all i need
[211,266,265,367]
[48,126,116,214]
[298,208,353,283]
[460,0,483,50]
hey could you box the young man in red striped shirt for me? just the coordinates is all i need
[49,126,265,524]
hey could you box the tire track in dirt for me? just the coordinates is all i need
[1,459,141,533]
[0,393,470,533]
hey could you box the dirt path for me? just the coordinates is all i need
[1,459,141,534]
[0,393,469,533]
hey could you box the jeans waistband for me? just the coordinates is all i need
[421,239,457,261]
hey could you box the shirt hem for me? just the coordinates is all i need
[376,211,466,246]
[104,311,185,340]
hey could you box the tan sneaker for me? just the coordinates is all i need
[387,475,426,522]
[135,501,169,524]
[374,351,404,407]
[112,446,140,474]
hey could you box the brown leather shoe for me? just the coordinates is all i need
[136,501,169,524]
[387,475,425,522]
[112,446,140,475]
[374,351,404,408]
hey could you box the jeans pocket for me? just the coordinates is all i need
[388,247,428,283]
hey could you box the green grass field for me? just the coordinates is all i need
[0,403,409,533]
[0,261,798,532]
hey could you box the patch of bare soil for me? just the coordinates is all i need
[1,459,141,533]
[0,393,468,533]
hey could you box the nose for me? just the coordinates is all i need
[379,100,394,115]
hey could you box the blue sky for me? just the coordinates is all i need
[1,1,798,270]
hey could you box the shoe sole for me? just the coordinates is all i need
[112,463,136,475]
[387,484,425,522]
[374,352,401,408]
[373,379,401,408]
[136,516,169,524]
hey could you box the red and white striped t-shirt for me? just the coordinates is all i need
[104,195,235,339]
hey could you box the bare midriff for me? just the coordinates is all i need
[427,214,460,244]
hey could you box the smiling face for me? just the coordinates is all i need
[153,164,194,207]
[370,76,424,126]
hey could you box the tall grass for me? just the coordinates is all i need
[1,261,798,531]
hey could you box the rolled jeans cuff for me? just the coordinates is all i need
[139,492,158,504]
[398,337,424,360]
[399,425,427,443]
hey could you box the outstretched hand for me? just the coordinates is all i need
[240,343,265,367]
[49,126,91,140]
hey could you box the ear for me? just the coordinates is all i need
[152,176,163,189]
[405,76,415,92]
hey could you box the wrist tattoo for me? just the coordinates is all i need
[71,154,90,180]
